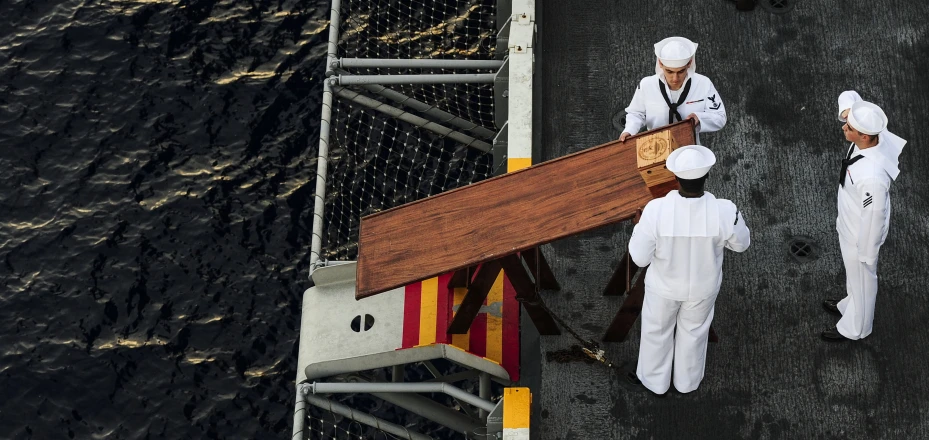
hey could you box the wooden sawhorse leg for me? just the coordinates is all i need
[448,250,562,336]
[603,254,718,342]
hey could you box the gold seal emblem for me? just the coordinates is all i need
[638,138,668,161]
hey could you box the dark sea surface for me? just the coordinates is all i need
[1,0,335,437]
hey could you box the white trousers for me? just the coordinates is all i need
[836,236,879,340]
[636,290,718,394]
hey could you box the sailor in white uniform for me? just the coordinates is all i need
[821,94,906,341]
[619,37,727,145]
[625,145,750,395]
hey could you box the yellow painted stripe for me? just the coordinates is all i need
[485,270,505,364]
[503,388,531,429]
[451,286,470,350]
[507,157,532,172]
[419,277,438,345]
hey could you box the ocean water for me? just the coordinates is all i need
[1,0,333,437]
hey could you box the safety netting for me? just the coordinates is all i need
[322,0,499,261]
[305,407,401,439]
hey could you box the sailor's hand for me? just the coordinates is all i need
[841,109,850,120]
[686,113,700,126]
[619,132,631,142]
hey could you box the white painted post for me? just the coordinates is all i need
[507,0,535,172]
[502,7,534,437]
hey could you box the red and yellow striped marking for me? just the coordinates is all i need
[485,271,505,362]
[400,268,520,381]
[402,273,452,347]
[451,284,470,350]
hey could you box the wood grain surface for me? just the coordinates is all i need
[356,121,695,299]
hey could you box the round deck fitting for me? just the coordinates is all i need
[760,0,797,14]
[787,236,818,263]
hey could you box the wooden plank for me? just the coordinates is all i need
[603,265,720,343]
[602,251,639,297]
[498,254,561,335]
[448,266,473,289]
[447,260,503,334]
[648,179,680,199]
[521,301,562,336]
[603,266,647,342]
[523,248,560,291]
[499,254,535,296]
[356,121,696,299]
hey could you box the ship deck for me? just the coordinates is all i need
[529,1,929,438]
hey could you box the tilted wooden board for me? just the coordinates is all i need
[356,121,696,299]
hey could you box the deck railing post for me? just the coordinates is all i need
[309,0,342,276]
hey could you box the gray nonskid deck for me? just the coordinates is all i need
[532,1,929,438]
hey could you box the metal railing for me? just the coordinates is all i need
[299,0,537,438]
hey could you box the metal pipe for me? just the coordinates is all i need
[339,58,503,70]
[345,374,482,434]
[337,73,496,85]
[309,0,342,275]
[303,391,434,440]
[369,391,481,435]
[423,369,480,384]
[309,78,333,274]
[293,384,308,440]
[332,86,492,153]
[353,81,496,140]
[421,360,442,379]
[418,361,478,420]
[323,1,341,78]
[478,372,491,422]
[309,382,496,413]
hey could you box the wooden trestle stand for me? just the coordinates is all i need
[355,120,714,341]
[446,248,562,335]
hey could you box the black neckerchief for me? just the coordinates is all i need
[839,144,866,187]
[679,190,704,199]
[658,78,692,125]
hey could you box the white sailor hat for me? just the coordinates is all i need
[666,145,715,180]
[654,37,698,68]
[847,100,888,135]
